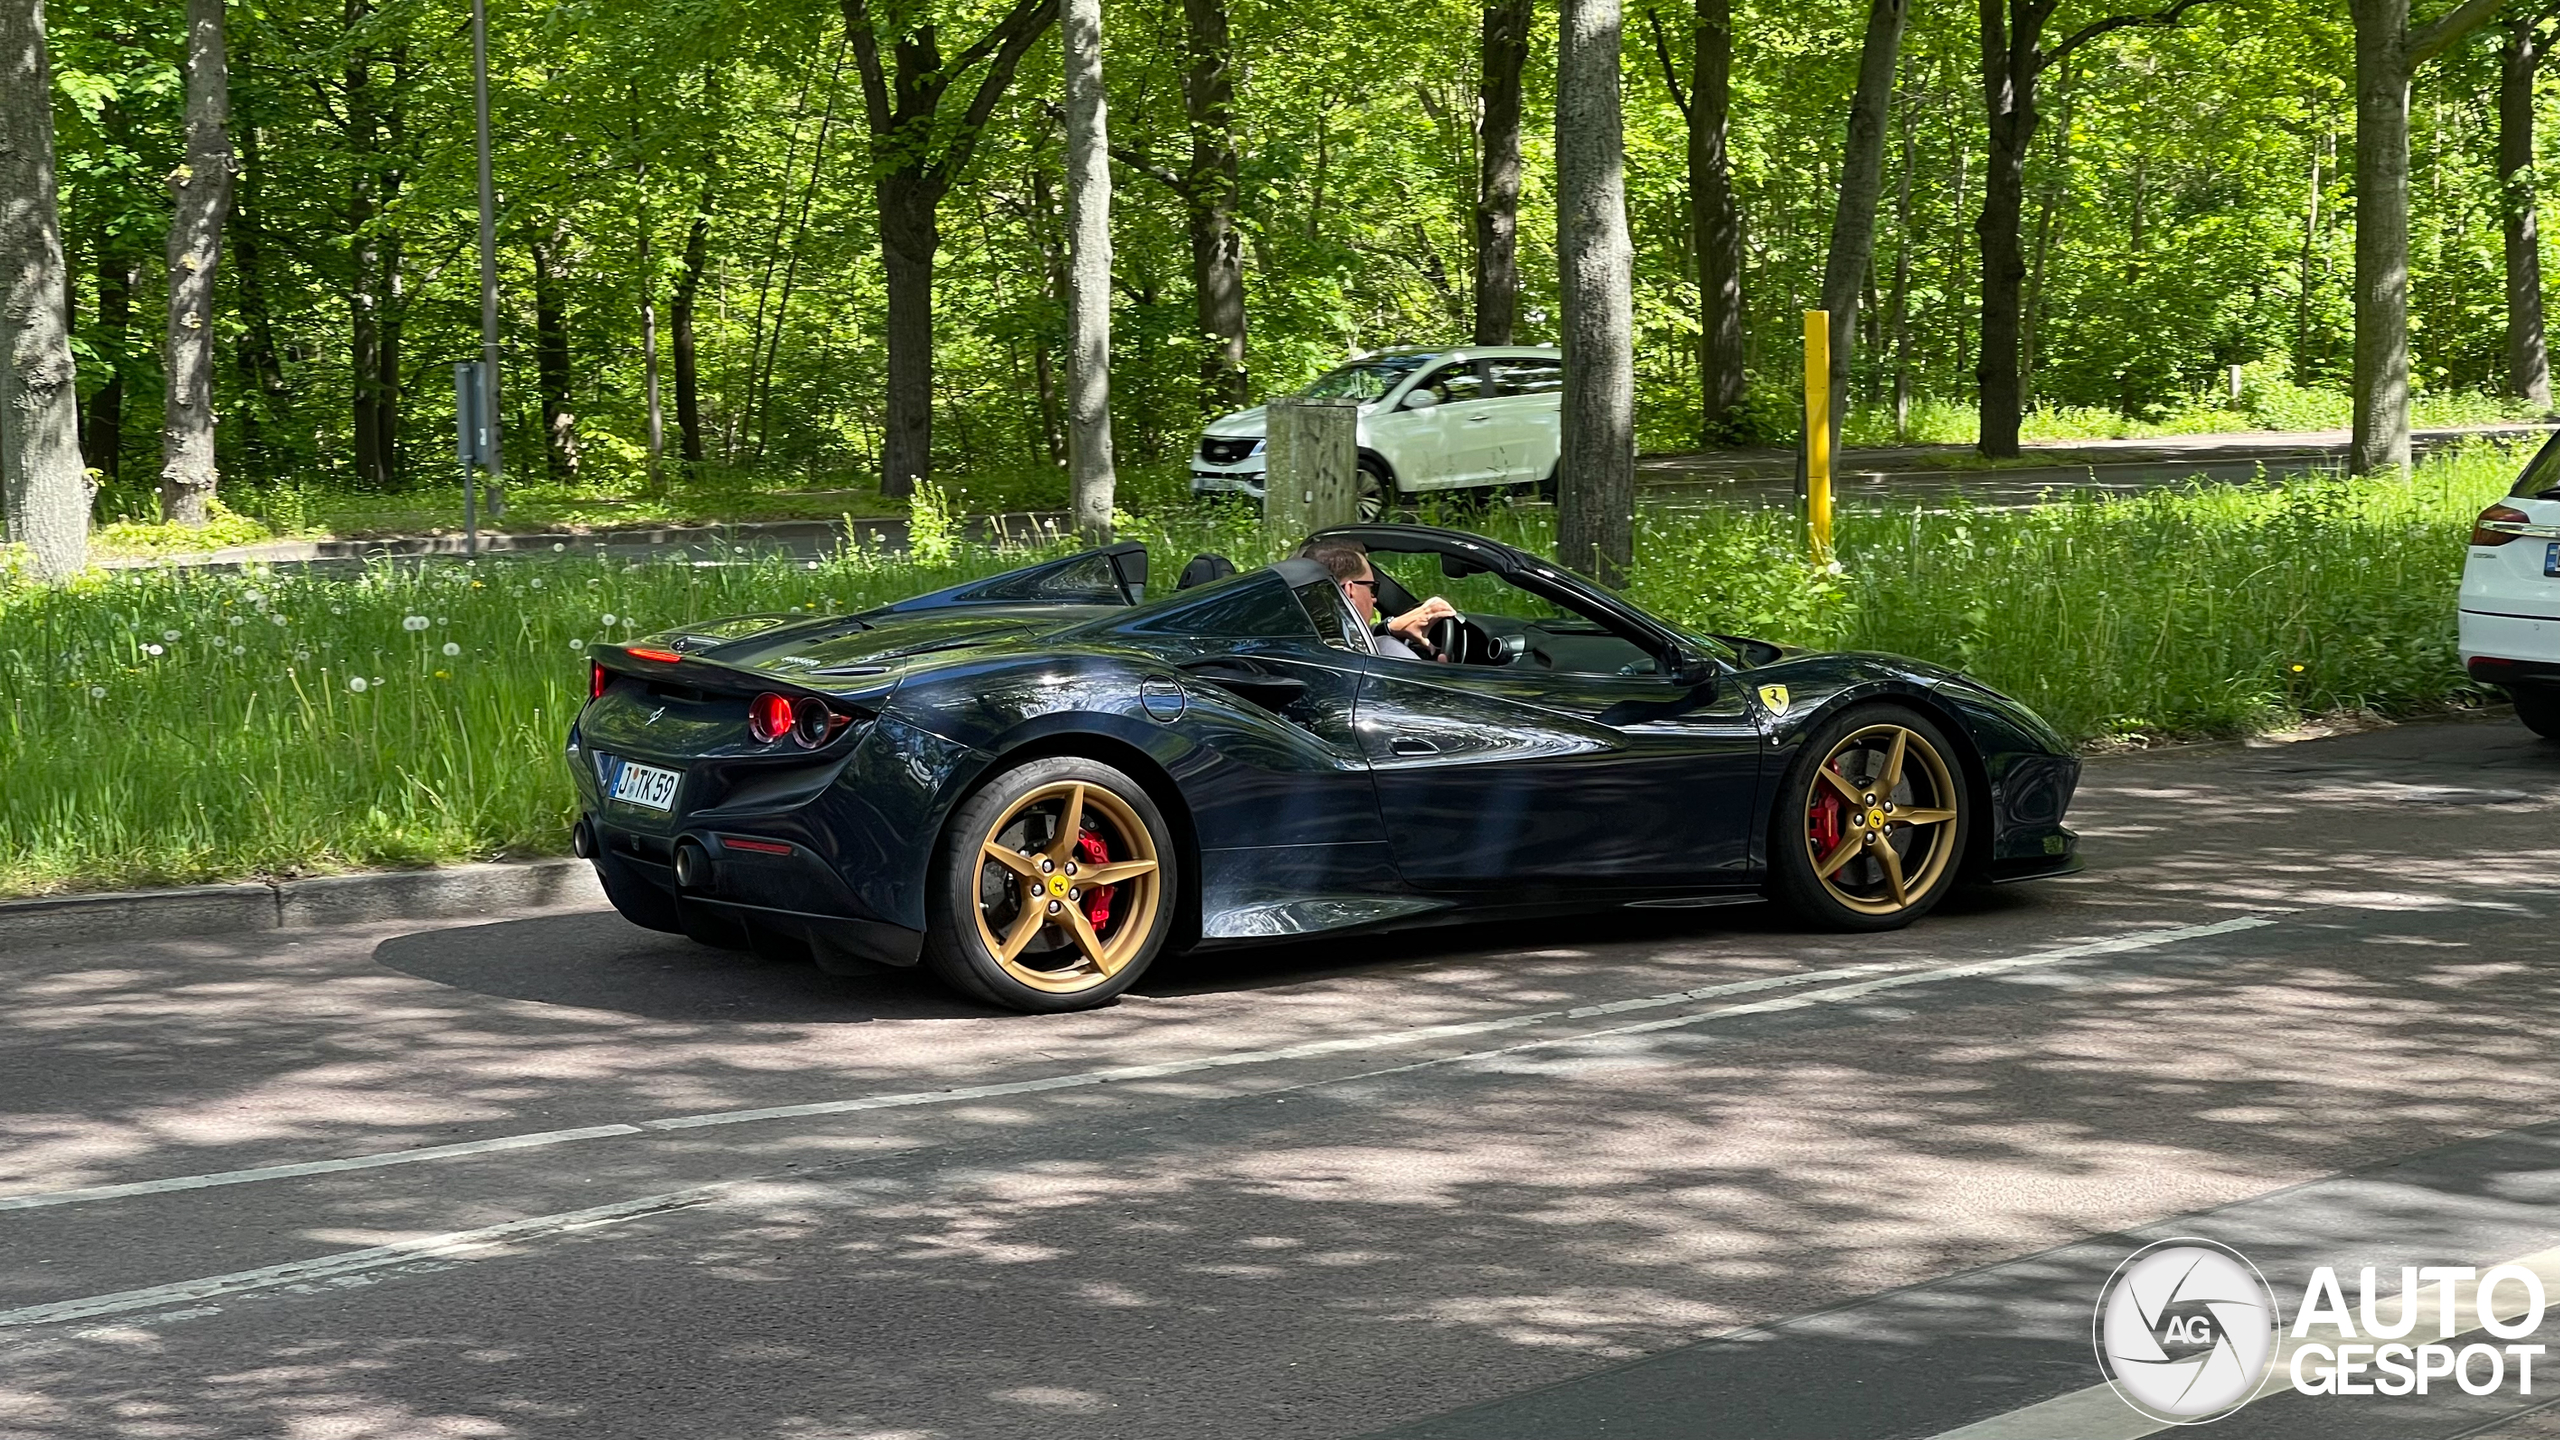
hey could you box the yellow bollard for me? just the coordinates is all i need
[1803,310,1833,558]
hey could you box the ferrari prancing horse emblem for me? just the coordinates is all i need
[1757,684,1791,715]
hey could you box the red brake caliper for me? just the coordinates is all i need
[1075,826,1115,929]
[1810,762,1844,854]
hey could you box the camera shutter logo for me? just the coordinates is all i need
[2094,1239,2281,1424]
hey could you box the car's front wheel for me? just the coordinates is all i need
[1356,460,1404,522]
[924,756,1180,1012]
[2515,685,2560,740]
[1769,704,1970,930]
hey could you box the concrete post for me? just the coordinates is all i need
[1265,397,1360,534]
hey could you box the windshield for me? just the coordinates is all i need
[1299,355,1435,401]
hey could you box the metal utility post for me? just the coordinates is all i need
[470,0,504,517]
[1803,309,1833,557]
[454,363,484,557]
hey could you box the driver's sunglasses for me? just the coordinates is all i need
[1347,577,1378,592]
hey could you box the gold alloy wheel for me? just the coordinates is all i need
[1803,723,1960,916]
[970,780,1163,994]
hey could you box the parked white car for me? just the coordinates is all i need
[2459,437,2560,738]
[1190,346,1563,518]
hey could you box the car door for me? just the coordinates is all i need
[1349,553,1763,890]
[1370,360,1500,491]
[1357,659,1764,892]
[1485,355,1564,485]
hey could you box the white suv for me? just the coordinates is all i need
[1190,346,1563,518]
[2459,437,2560,739]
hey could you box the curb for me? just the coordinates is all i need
[0,858,603,957]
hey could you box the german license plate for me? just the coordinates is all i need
[610,760,681,811]
[2546,541,2559,577]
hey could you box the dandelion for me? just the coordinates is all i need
[2290,663,2306,673]
[553,542,566,552]
[442,641,461,657]
[242,588,264,606]
[372,676,385,688]
[434,669,451,680]
[233,645,248,657]
[143,643,163,657]
[403,615,430,632]
[87,685,106,699]
[602,613,617,626]
[294,648,311,661]
[569,638,586,650]
[348,676,368,693]
[162,629,180,642]
[435,616,446,626]
[530,578,544,589]
[226,614,245,627]
[271,614,287,626]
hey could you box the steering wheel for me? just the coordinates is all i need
[1427,611,1469,665]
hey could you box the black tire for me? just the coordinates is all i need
[1768,703,1972,932]
[923,755,1182,1013]
[2516,685,2560,740]
[1355,460,1407,522]
[599,864,684,935]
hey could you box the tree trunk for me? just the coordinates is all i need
[157,0,234,525]
[1890,95,1916,439]
[2348,0,2501,472]
[2502,16,2550,410]
[531,221,577,482]
[1693,0,1745,433]
[841,0,1057,498]
[672,197,709,468]
[1062,0,1115,538]
[2351,0,2414,473]
[878,177,937,496]
[1474,0,1530,345]
[1556,0,1634,584]
[1820,0,1909,453]
[1974,0,2036,459]
[0,0,88,579]
[85,236,129,484]
[1183,0,1246,408]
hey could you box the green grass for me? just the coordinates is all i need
[0,444,2527,899]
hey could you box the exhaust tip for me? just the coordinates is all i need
[571,818,596,860]
[672,840,710,890]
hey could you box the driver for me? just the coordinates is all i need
[1293,537,1457,662]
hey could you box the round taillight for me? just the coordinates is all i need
[791,696,834,748]
[2473,503,2532,547]
[749,691,795,743]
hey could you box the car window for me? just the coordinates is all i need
[1416,362,1487,406]
[1489,357,1563,398]
[1300,355,1436,402]
[1291,578,1371,654]
[2511,434,2560,498]
[1364,550,1664,677]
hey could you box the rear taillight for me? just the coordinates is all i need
[2472,504,2533,546]
[626,646,685,663]
[792,696,840,747]
[749,691,796,743]
[590,662,607,699]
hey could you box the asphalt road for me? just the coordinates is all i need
[5,714,2560,1439]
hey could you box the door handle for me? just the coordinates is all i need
[1389,736,1441,756]
[1465,414,1494,423]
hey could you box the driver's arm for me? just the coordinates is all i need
[1386,596,1457,640]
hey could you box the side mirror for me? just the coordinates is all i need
[1671,644,1720,686]
[1401,388,1441,410]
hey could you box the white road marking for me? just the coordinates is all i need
[0,916,2279,1216]
[0,916,2285,1334]
[1926,1243,2560,1439]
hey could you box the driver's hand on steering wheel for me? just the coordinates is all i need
[1387,596,1457,640]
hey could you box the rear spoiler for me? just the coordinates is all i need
[862,543,1149,615]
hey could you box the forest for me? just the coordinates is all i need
[1,0,2555,553]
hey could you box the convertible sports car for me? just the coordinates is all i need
[568,524,2082,1012]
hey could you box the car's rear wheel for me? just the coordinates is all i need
[924,756,1179,1012]
[1356,460,1405,522]
[1769,705,1970,931]
[2515,685,2560,740]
